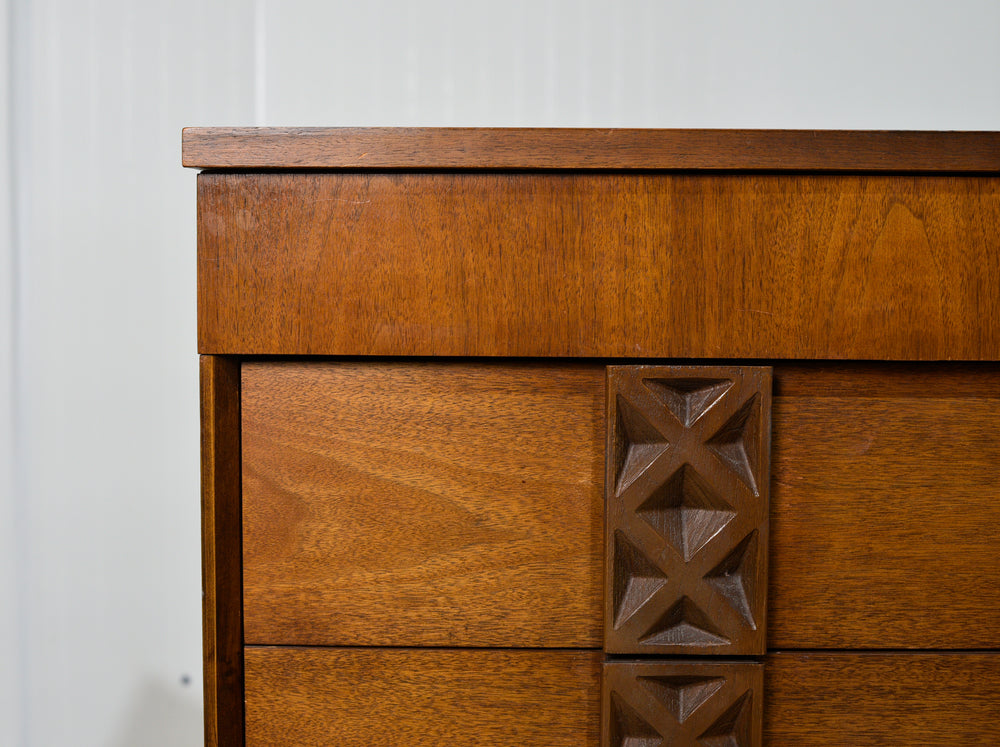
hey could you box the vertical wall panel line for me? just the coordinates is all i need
[254,0,267,124]
[2,0,25,743]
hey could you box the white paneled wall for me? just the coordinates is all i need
[9,1,254,744]
[260,0,1000,128]
[1,2,17,743]
[4,1,999,745]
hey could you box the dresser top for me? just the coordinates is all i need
[182,127,1000,171]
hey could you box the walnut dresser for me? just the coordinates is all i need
[183,128,1000,747]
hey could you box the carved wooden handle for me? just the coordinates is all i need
[603,366,771,746]
[603,660,763,746]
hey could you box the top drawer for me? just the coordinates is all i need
[198,173,1000,360]
[241,360,1000,650]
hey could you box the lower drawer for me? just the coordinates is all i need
[244,648,1000,746]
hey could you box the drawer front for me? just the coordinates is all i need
[243,648,1000,747]
[242,361,605,648]
[199,173,1000,360]
[244,648,601,747]
[242,361,1000,649]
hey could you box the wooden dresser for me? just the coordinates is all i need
[184,128,1000,746]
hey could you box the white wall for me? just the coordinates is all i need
[259,0,1000,128]
[3,1,999,745]
[8,2,254,745]
[1,1,18,742]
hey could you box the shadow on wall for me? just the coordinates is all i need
[109,677,202,747]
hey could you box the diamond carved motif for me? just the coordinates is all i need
[608,692,661,747]
[603,660,763,747]
[704,531,760,630]
[614,395,670,494]
[644,377,734,428]
[612,531,669,629]
[636,464,736,562]
[605,366,771,656]
[640,596,730,648]
[706,394,763,496]
[638,675,725,724]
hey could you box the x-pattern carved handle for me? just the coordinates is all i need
[603,366,770,747]
[603,660,762,747]
[605,366,770,656]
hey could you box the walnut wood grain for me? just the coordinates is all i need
[764,653,1000,746]
[241,361,605,647]
[604,366,771,656]
[769,394,1000,648]
[182,127,1000,171]
[241,361,1000,649]
[774,362,1000,398]
[244,647,602,747]
[242,648,1000,746]
[199,356,242,747]
[603,660,763,747]
[198,172,1000,359]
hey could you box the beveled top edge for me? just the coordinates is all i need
[182,127,1000,171]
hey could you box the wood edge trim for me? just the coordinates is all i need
[181,127,1000,171]
[200,355,243,747]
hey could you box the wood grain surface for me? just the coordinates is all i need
[774,362,1000,398]
[242,648,1000,746]
[199,356,243,747]
[241,361,1000,649]
[243,647,602,747]
[764,653,1000,746]
[769,394,1000,648]
[198,172,1000,359]
[241,361,605,647]
[182,127,1000,171]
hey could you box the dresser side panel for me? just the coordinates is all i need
[200,356,243,747]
